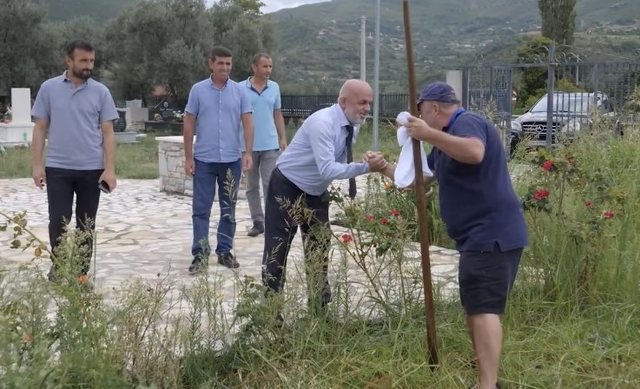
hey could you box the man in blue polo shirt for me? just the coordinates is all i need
[242,53,287,237]
[380,82,527,389]
[183,46,254,273]
[31,40,119,282]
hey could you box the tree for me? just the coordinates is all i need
[538,0,576,45]
[104,0,211,107]
[104,0,275,108]
[515,36,553,108]
[209,0,275,80]
[0,0,60,97]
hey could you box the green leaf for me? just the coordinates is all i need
[10,239,21,249]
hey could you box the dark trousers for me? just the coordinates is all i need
[45,167,103,274]
[261,168,332,309]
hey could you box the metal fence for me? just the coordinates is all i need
[280,59,640,153]
[280,94,410,119]
[461,59,640,150]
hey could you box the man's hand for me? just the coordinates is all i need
[279,137,288,151]
[32,166,45,189]
[405,116,432,140]
[185,159,195,176]
[364,151,387,172]
[242,152,253,172]
[99,169,117,192]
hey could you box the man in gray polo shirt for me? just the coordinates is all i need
[31,40,119,282]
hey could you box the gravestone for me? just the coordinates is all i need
[125,99,148,131]
[0,88,33,146]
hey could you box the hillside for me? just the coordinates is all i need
[30,0,640,93]
[269,0,640,93]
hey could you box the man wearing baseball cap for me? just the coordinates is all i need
[379,81,528,389]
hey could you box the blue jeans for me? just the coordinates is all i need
[191,158,242,258]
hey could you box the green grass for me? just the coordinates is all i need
[1,121,398,181]
[0,132,166,180]
[114,133,163,179]
[2,123,640,388]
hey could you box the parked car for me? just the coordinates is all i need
[509,91,621,154]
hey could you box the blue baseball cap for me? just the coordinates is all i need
[417,82,460,106]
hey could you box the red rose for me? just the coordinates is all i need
[533,188,550,201]
[366,214,375,222]
[341,233,353,243]
[390,209,400,217]
[602,210,615,219]
[380,217,389,225]
[542,160,553,172]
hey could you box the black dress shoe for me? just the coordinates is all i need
[217,252,239,269]
[47,265,58,282]
[188,256,207,274]
[247,222,265,237]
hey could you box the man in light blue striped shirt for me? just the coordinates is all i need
[262,79,387,315]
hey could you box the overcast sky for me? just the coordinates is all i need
[206,0,329,14]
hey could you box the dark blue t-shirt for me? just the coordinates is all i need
[427,108,528,252]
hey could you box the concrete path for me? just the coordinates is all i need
[0,178,460,311]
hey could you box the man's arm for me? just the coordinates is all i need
[183,113,196,176]
[424,130,484,164]
[366,153,436,188]
[274,109,287,150]
[406,116,484,164]
[308,121,368,180]
[241,112,254,171]
[99,120,117,191]
[31,118,48,188]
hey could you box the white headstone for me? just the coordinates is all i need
[11,88,31,124]
[126,99,142,108]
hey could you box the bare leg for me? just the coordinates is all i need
[467,313,502,389]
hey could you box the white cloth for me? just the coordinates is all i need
[394,111,433,188]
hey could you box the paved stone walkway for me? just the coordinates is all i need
[0,178,460,311]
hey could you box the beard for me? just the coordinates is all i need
[73,68,92,80]
[345,109,366,125]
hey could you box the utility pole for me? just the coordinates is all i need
[360,16,366,81]
[372,0,381,151]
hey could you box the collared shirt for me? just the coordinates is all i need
[31,72,118,170]
[276,104,369,196]
[185,77,252,163]
[242,78,281,151]
[427,108,528,252]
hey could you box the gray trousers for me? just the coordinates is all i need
[246,149,280,224]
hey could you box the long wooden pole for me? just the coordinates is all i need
[402,0,439,367]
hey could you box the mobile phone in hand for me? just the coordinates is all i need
[98,180,111,193]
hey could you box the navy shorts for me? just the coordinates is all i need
[458,247,523,315]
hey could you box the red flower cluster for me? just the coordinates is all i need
[533,188,550,201]
[390,209,400,217]
[542,160,553,172]
[380,217,389,225]
[341,232,353,243]
[602,210,615,219]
